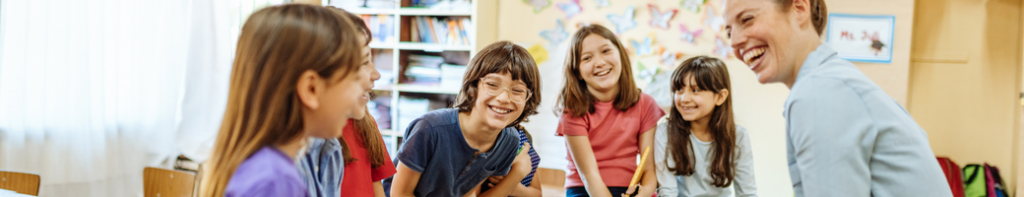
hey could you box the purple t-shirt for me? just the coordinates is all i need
[225,146,309,197]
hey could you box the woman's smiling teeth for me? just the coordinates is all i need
[742,47,766,65]
[489,106,513,114]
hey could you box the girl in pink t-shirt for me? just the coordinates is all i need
[555,24,665,197]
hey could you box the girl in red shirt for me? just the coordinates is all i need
[555,24,664,197]
[335,9,396,197]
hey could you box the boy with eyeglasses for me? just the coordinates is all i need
[383,41,542,197]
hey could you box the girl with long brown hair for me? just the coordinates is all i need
[555,24,663,197]
[652,56,756,197]
[334,8,397,197]
[296,7,387,197]
[198,4,371,197]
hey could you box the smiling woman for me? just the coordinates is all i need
[723,0,952,196]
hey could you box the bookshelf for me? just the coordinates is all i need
[331,0,480,159]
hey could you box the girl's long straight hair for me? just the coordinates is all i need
[199,4,364,197]
[332,7,388,169]
[665,56,737,187]
[556,24,641,117]
[344,108,388,168]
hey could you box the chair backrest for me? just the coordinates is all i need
[143,167,196,197]
[537,168,567,197]
[0,171,40,196]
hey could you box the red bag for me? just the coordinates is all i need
[937,157,964,197]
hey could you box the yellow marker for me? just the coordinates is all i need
[628,146,652,189]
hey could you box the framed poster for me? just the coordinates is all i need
[825,14,895,63]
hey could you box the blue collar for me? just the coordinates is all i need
[794,44,839,83]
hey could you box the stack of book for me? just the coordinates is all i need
[404,54,445,85]
[360,14,396,44]
[439,63,467,89]
[408,0,441,7]
[409,16,472,46]
[396,96,430,132]
[367,95,392,129]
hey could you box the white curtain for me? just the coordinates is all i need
[0,0,284,196]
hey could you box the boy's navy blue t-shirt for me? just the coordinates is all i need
[383,108,521,197]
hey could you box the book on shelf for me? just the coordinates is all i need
[410,0,440,7]
[408,16,471,46]
[409,0,472,11]
[459,18,472,46]
[432,17,447,45]
[408,54,445,66]
[410,19,420,42]
[404,54,446,85]
[329,0,398,9]
[360,14,396,44]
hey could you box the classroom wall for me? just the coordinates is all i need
[909,0,1022,194]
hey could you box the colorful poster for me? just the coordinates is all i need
[825,14,895,63]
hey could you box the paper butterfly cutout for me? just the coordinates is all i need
[648,4,677,30]
[540,19,570,45]
[607,5,637,34]
[593,0,610,8]
[575,21,594,28]
[680,0,706,14]
[524,0,551,13]
[713,37,733,59]
[557,0,582,18]
[527,44,550,64]
[661,50,683,66]
[680,24,704,44]
[629,37,653,56]
[703,5,726,32]
[636,62,659,83]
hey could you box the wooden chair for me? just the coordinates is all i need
[143,167,196,197]
[537,168,567,197]
[0,171,40,196]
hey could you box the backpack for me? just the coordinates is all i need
[963,164,987,197]
[984,163,1008,197]
[937,157,964,197]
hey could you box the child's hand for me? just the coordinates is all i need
[513,142,533,175]
[620,184,641,197]
[486,176,505,187]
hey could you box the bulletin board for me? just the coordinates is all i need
[493,0,913,106]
